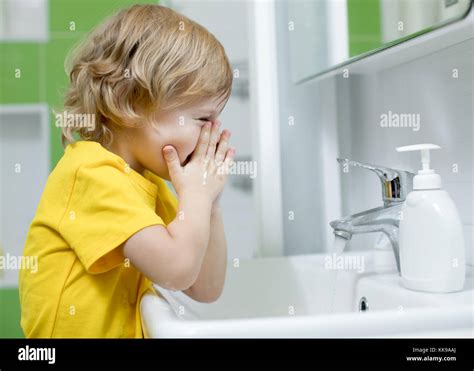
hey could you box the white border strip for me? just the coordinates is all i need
[248,0,284,257]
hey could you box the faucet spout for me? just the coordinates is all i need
[330,204,402,272]
[330,157,415,274]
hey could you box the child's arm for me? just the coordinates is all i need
[182,206,227,302]
[123,121,234,295]
[182,127,232,302]
[122,193,212,292]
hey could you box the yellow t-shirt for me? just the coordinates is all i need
[19,141,178,338]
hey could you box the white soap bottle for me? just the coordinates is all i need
[396,144,465,293]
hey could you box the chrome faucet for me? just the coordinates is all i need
[330,158,415,273]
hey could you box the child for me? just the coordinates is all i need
[19,4,234,338]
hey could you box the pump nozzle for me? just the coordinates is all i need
[396,143,441,190]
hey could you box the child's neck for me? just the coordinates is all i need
[106,139,145,175]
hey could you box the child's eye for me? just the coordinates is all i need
[198,118,210,122]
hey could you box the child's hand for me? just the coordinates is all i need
[163,120,235,204]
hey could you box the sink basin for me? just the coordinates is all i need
[140,251,474,338]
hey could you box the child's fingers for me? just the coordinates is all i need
[215,129,231,164]
[191,122,212,160]
[162,145,182,178]
[221,147,235,175]
[206,120,221,159]
[225,147,236,162]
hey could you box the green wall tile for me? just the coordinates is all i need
[0,288,23,338]
[0,43,41,103]
[347,0,383,57]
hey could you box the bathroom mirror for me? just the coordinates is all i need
[286,0,472,83]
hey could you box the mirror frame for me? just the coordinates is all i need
[296,0,473,83]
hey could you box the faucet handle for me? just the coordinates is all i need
[337,158,415,206]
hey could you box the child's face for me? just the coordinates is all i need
[129,97,225,180]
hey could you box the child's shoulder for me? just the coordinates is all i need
[43,141,135,202]
[51,141,129,181]
[60,141,123,169]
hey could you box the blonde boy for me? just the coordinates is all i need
[19,4,234,338]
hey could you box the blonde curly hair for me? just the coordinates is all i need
[61,4,233,147]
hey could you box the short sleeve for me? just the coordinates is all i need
[143,170,178,225]
[59,164,165,274]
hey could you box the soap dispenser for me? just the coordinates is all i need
[396,144,465,293]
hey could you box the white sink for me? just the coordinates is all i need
[140,251,474,338]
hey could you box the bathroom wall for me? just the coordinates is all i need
[335,35,474,265]
[276,3,473,267]
[275,0,348,255]
[168,0,258,260]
